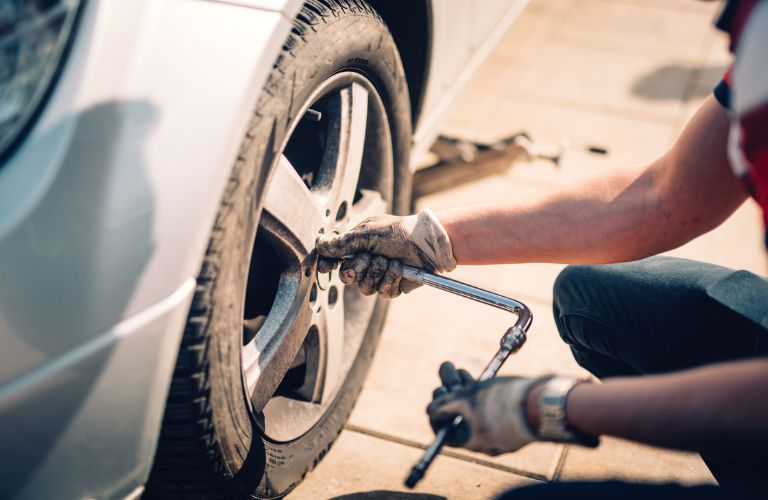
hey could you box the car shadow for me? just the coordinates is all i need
[0,100,158,497]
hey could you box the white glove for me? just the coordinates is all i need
[427,362,551,456]
[316,209,456,298]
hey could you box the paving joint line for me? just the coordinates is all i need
[344,424,549,483]
[551,444,571,482]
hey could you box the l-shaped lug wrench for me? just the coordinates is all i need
[397,265,532,488]
[329,257,532,487]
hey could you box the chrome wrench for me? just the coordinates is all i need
[327,257,532,486]
[396,266,532,488]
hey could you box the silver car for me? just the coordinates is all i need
[0,0,527,498]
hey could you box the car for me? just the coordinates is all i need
[0,0,528,498]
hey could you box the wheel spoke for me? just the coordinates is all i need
[318,287,345,401]
[262,155,326,256]
[242,278,313,412]
[327,83,369,211]
[349,188,388,226]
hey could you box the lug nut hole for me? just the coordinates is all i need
[335,201,347,222]
[310,283,318,305]
[328,286,339,308]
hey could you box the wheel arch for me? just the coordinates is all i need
[367,0,432,130]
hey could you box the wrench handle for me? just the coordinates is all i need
[404,418,456,488]
[401,265,530,321]
[405,325,527,488]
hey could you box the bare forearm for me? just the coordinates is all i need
[438,97,745,266]
[565,358,768,452]
[438,167,664,265]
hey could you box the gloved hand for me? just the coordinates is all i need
[427,362,550,456]
[315,209,457,298]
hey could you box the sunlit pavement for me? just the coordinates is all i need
[291,1,760,498]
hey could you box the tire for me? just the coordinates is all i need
[144,1,412,499]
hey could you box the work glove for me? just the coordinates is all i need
[315,209,457,298]
[427,362,550,456]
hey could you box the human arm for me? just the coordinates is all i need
[547,357,768,451]
[429,357,768,455]
[317,97,748,296]
[441,96,748,265]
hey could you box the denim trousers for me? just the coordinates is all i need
[504,256,768,498]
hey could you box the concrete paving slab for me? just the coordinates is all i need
[486,4,566,67]
[512,40,695,122]
[555,0,713,57]
[438,59,510,139]
[448,97,676,179]
[288,430,537,499]
[558,437,716,485]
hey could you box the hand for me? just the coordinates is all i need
[426,362,549,456]
[315,209,456,298]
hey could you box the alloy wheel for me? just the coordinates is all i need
[241,72,394,442]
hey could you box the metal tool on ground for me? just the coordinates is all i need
[429,132,569,168]
[413,133,568,199]
[393,265,533,488]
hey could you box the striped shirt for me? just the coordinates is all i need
[713,0,768,246]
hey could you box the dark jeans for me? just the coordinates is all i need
[515,256,768,497]
[498,482,765,500]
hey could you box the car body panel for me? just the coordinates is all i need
[0,0,290,382]
[0,1,292,497]
[0,280,195,500]
[412,0,529,160]
[0,0,526,497]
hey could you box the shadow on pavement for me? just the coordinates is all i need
[631,63,728,101]
[330,491,446,500]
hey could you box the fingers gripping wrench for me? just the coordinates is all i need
[396,265,533,488]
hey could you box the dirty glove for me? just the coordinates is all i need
[427,362,550,456]
[315,209,457,298]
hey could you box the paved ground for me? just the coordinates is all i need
[292,1,765,498]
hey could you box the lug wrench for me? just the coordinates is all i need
[396,266,533,488]
[328,257,532,487]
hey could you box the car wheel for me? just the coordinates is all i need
[144,1,412,499]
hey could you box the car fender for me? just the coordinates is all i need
[0,1,299,498]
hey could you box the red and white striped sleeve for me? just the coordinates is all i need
[728,1,768,234]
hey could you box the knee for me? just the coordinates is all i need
[552,264,607,346]
[553,264,604,317]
